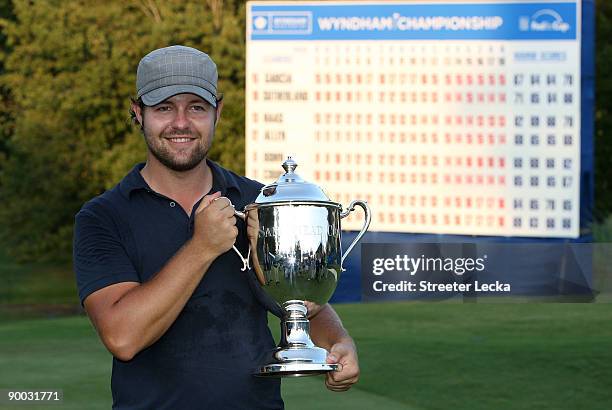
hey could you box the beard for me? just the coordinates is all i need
[144,128,212,172]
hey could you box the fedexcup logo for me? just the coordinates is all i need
[519,9,570,33]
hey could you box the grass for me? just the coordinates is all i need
[0,252,76,306]
[0,251,80,321]
[333,303,612,410]
[593,215,612,242]
[0,316,110,410]
[0,303,610,410]
[1,236,612,409]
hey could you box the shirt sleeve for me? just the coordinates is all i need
[73,205,140,305]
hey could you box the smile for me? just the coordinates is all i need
[165,137,196,143]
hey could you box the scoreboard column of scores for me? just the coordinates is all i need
[310,44,512,233]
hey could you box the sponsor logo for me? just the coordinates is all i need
[252,12,312,34]
[519,9,570,33]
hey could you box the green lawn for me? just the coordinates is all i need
[0,252,76,306]
[0,303,610,410]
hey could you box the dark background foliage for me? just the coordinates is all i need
[0,0,246,261]
[0,0,610,262]
[595,0,612,220]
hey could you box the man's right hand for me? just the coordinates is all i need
[192,191,238,258]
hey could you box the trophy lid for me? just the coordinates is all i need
[254,156,335,204]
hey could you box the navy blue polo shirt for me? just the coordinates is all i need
[73,160,283,410]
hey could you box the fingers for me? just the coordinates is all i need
[213,196,238,218]
[324,342,360,392]
[327,344,352,363]
[212,195,231,207]
[196,191,222,213]
[326,376,358,391]
[326,379,355,392]
[327,368,358,384]
[192,193,241,257]
[326,363,357,384]
[304,301,323,318]
[197,194,236,219]
[325,368,359,392]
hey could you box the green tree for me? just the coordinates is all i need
[0,0,246,262]
[0,0,15,160]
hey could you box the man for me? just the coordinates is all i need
[73,45,359,409]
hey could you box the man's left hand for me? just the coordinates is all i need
[325,340,359,392]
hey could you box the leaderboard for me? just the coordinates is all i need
[246,1,581,238]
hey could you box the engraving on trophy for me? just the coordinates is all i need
[261,224,340,238]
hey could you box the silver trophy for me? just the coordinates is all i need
[231,157,371,377]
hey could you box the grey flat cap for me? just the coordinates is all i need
[136,45,218,107]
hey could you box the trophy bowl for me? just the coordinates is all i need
[232,157,371,377]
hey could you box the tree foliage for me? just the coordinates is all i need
[0,0,15,159]
[0,0,246,262]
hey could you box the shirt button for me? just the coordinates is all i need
[169,201,176,207]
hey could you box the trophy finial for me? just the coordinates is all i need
[282,156,298,174]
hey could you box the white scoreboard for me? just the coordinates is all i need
[245,1,582,238]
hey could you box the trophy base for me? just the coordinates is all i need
[257,362,339,377]
[255,301,341,378]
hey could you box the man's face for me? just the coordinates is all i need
[133,93,222,172]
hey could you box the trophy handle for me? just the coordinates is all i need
[232,209,251,271]
[213,197,251,271]
[339,200,371,270]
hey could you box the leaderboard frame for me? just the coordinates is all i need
[245,0,595,242]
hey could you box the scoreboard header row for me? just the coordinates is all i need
[248,1,578,41]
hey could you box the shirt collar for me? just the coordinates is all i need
[118,159,242,199]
